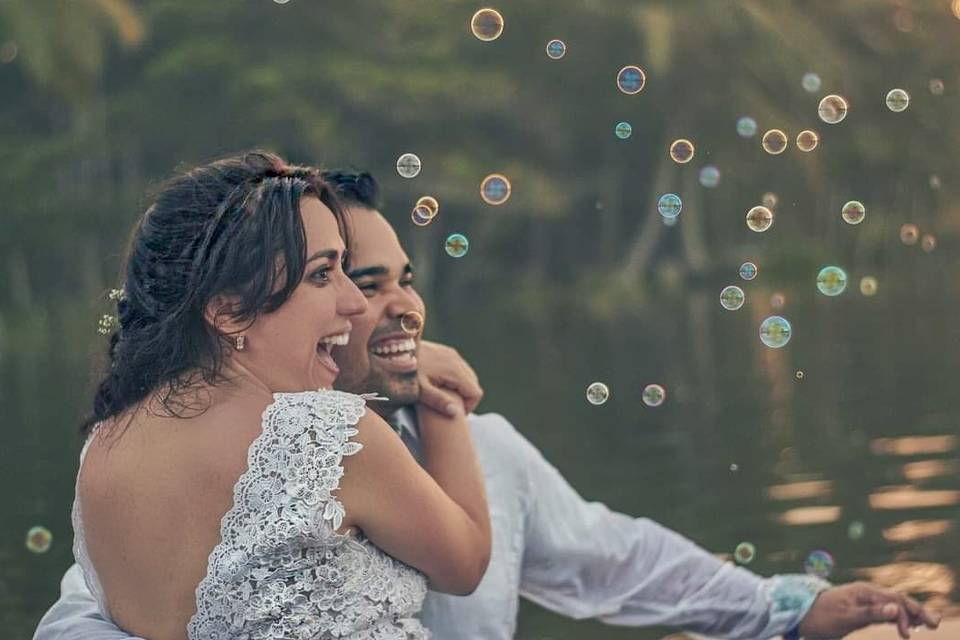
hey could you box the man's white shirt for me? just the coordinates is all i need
[35,409,827,640]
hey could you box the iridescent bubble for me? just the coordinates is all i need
[396,153,422,179]
[657,193,682,219]
[818,94,849,124]
[859,276,878,297]
[615,121,633,139]
[616,65,646,94]
[400,310,424,335]
[411,204,434,227]
[416,195,440,217]
[762,192,778,209]
[796,129,819,152]
[720,286,745,311]
[26,526,52,554]
[734,542,756,565]
[770,293,786,310]
[900,223,919,245]
[445,233,469,258]
[480,173,512,205]
[802,72,822,93]
[746,206,774,233]
[816,266,848,296]
[841,200,866,225]
[669,139,695,164]
[804,549,835,578]
[761,129,788,155]
[796,370,805,380]
[699,165,721,188]
[586,381,610,405]
[921,234,937,252]
[729,463,739,472]
[545,39,566,60]
[759,315,792,348]
[930,175,942,189]
[848,521,866,541]
[739,261,758,281]
[929,79,945,96]
[471,8,504,41]
[737,116,758,138]
[886,88,910,112]
[642,383,666,407]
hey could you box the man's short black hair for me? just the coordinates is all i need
[322,168,381,210]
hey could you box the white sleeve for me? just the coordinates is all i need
[33,564,145,640]
[512,423,828,639]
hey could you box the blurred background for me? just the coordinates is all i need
[1,1,959,638]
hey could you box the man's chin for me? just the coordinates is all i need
[381,372,419,406]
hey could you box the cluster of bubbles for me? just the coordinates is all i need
[759,316,792,348]
[480,173,512,206]
[657,193,682,219]
[411,195,439,227]
[545,39,566,60]
[734,542,756,565]
[804,549,835,579]
[26,526,52,554]
[445,233,470,258]
[615,121,633,139]
[897,224,937,252]
[720,285,745,311]
[471,8,505,41]
[746,205,774,233]
[396,153,422,179]
[698,165,721,188]
[400,310,424,336]
[585,381,666,407]
[669,138,695,164]
[816,266,848,296]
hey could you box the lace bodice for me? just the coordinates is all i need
[72,389,429,640]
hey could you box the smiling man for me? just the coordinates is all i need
[35,169,942,640]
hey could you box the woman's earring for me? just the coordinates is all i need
[234,335,246,351]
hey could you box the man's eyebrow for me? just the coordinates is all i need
[346,265,388,279]
[307,249,340,263]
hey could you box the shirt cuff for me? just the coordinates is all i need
[762,574,832,638]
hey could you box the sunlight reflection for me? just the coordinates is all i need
[869,486,960,510]
[776,505,842,525]
[870,435,957,456]
[902,458,960,481]
[882,519,953,543]
[766,480,834,501]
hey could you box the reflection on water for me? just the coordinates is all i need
[903,459,960,481]
[869,486,960,510]
[870,436,958,456]
[775,505,843,526]
[883,520,953,544]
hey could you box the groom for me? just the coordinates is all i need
[36,169,941,640]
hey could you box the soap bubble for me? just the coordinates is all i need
[400,310,424,335]
[770,293,786,310]
[841,200,865,225]
[615,121,633,139]
[739,262,758,281]
[761,129,788,155]
[416,195,439,217]
[816,266,848,296]
[411,204,434,227]
[885,88,910,112]
[396,153,422,178]
[929,78,945,96]
[899,223,919,245]
[699,165,721,188]
[759,315,792,348]
[796,130,819,152]
[762,192,778,209]
[804,549,835,578]
[586,382,610,405]
[746,206,774,232]
[802,72,822,93]
[796,370,805,380]
[642,384,666,407]
[471,8,504,41]
[545,39,566,59]
[930,175,942,189]
[657,193,683,219]
[26,526,52,554]
[669,138,695,164]
[734,542,756,565]
[616,65,646,94]
[480,173,512,205]
[859,276,878,297]
[818,94,849,124]
[737,116,758,138]
[720,286,745,311]
[848,521,866,540]
[921,234,937,252]
[445,233,469,258]
[730,463,739,472]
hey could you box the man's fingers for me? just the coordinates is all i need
[419,380,463,417]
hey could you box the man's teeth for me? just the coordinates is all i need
[370,338,417,356]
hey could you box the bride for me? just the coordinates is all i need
[72,151,491,639]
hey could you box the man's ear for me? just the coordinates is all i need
[204,294,247,335]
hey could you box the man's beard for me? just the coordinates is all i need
[337,363,419,413]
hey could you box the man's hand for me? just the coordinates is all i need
[416,340,484,417]
[799,582,941,639]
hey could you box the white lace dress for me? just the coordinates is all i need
[71,389,430,640]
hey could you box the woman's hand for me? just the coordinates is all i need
[798,582,941,639]
[416,340,483,418]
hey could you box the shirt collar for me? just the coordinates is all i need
[392,406,420,440]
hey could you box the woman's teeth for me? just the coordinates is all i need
[318,332,350,354]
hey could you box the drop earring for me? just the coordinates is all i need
[234,335,246,351]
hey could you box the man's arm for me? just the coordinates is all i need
[510,423,825,639]
[34,564,144,640]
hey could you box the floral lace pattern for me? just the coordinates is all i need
[74,389,429,640]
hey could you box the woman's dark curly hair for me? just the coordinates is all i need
[81,150,350,436]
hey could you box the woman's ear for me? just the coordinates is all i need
[204,294,247,336]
